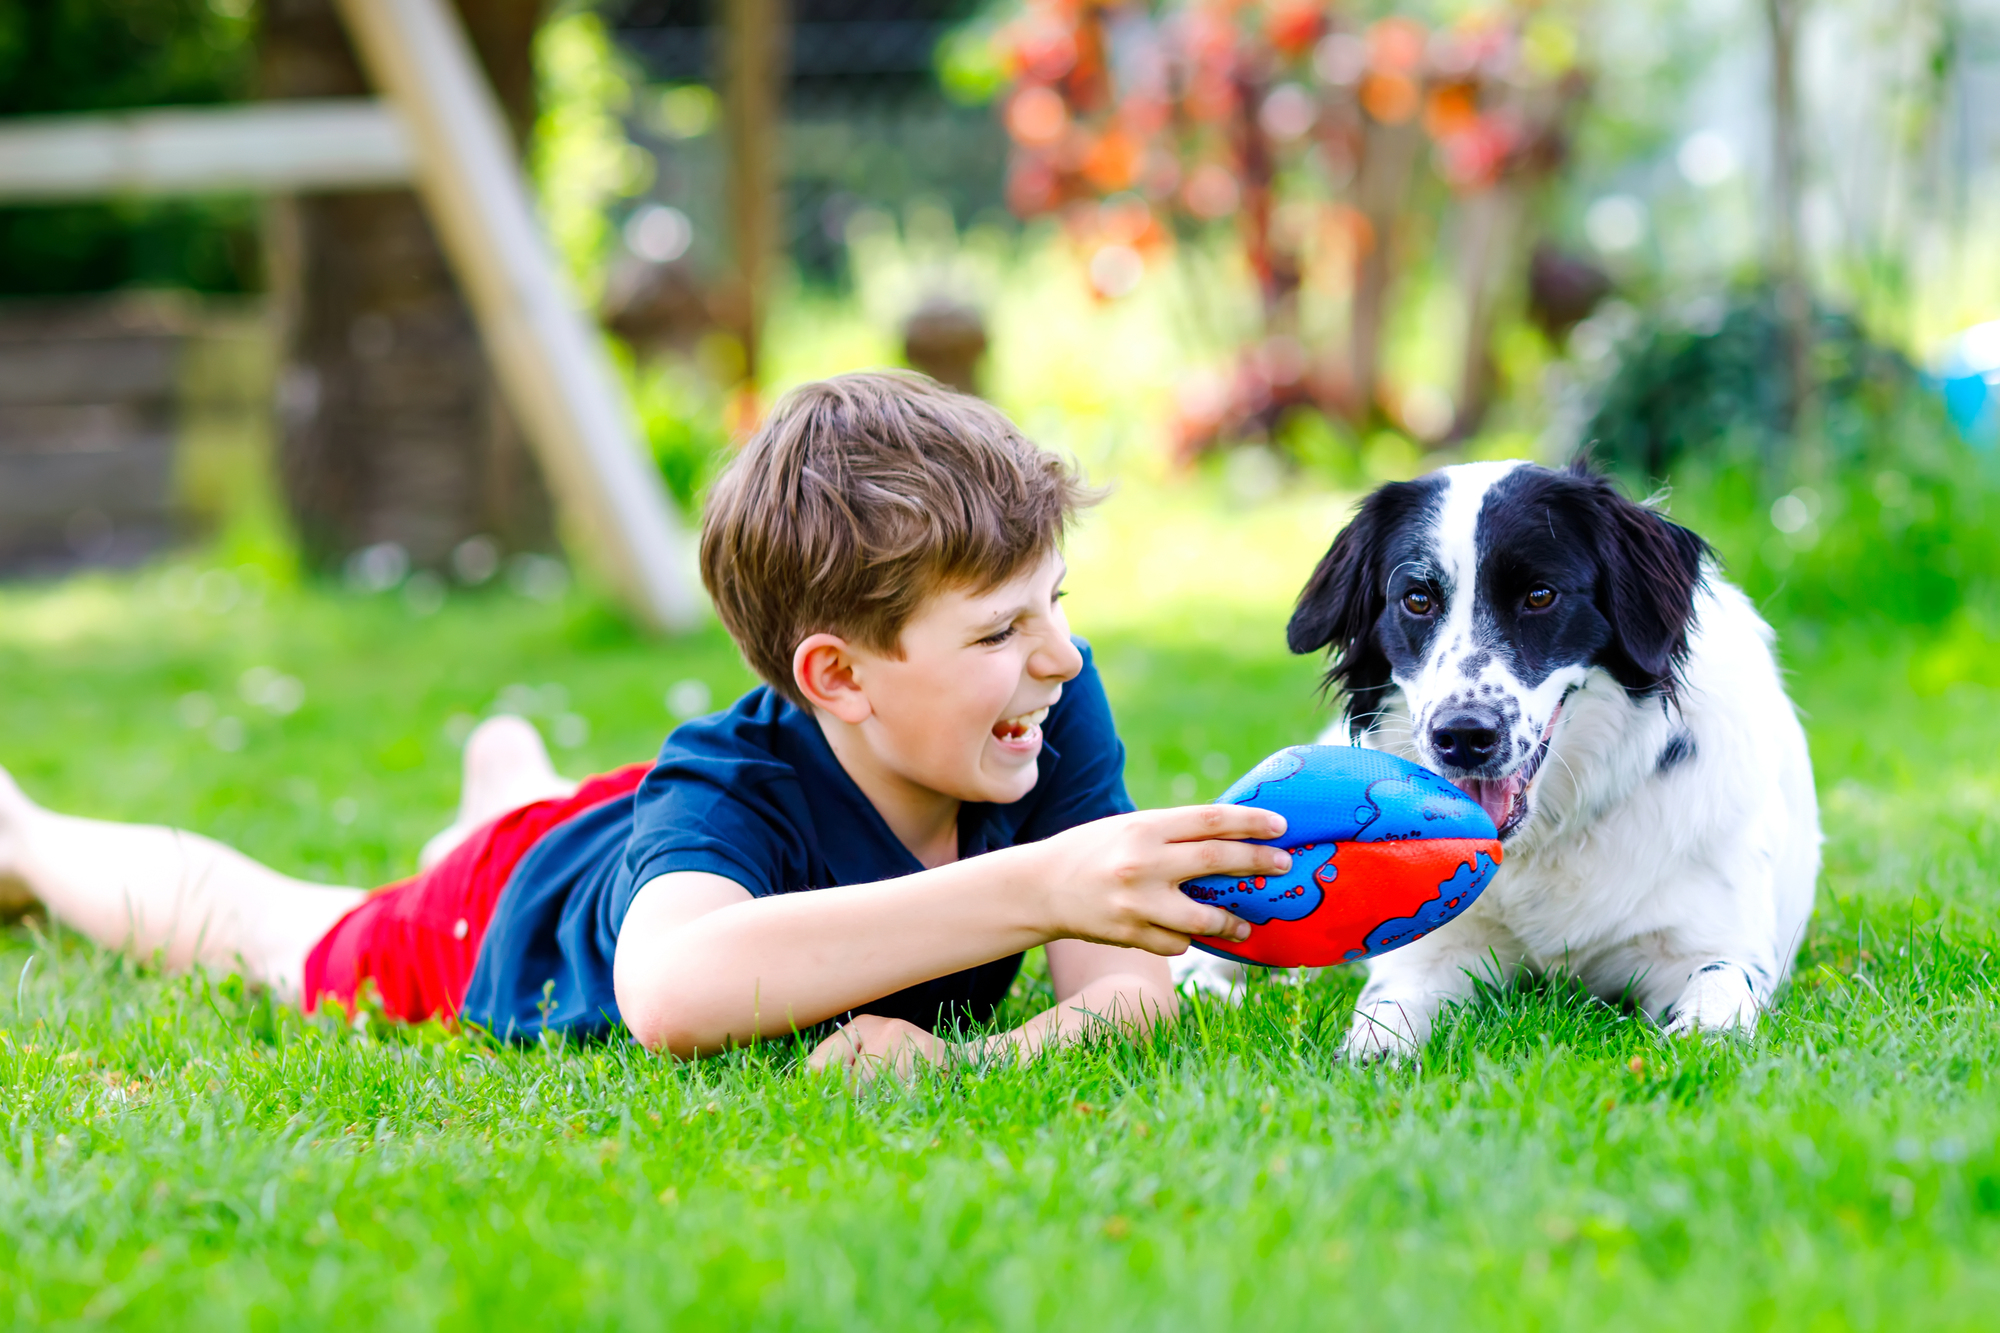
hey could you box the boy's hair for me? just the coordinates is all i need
[701,371,1098,707]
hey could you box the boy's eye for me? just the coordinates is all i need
[975,625,1018,647]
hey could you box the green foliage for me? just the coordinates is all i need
[0,198,262,297]
[1669,448,2000,632]
[630,359,733,511]
[936,16,1008,106]
[0,0,253,117]
[1583,291,2000,629]
[0,0,261,296]
[1584,291,1936,483]
[2,511,1999,1321]
[530,6,654,305]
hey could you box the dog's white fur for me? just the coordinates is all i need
[1174,461,1821,1060]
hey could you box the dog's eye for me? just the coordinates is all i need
[1524,586,1556,611]
[1401,590,1435,616]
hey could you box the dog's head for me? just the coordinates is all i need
[1287,460,1711,840]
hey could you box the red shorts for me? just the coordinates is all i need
[302,764,651,1024]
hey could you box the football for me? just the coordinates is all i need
[1180,745,1502,969]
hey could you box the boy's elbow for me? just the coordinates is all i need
[614,872,760,1058]
[615,948,714,1059]
[625,998,726,1060]
[617,959,754,1059]
[654,1025,715,1063]
[623,1002,685,1057]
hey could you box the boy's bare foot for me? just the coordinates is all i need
[419,716,576,869]
[0,765,43,919]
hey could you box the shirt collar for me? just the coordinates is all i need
[771,695,1063,882]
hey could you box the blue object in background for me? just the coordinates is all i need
[1938,320,2000,449]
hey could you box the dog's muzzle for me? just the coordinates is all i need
[1429,703,1564,838]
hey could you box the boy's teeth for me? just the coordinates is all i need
[993,707,1049,740]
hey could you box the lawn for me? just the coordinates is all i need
[1,477,1996,1329]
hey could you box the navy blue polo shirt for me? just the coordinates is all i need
[459,640,1134,1041]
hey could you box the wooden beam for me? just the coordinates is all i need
[0,101,413,200]
[332,0,702,631]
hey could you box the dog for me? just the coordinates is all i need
[1173,460,1821,1061]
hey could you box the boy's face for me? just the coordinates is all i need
[848,550,1082,807]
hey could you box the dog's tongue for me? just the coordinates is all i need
[1446,703,1561,833]
[1452,775,1523,832]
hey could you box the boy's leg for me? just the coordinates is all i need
[0,765,363,1000]
[418,715,575,869]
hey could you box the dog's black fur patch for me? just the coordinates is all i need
[1288,462,1712,737]
[1285,475,1446,735]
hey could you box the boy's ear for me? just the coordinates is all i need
[793,634,873,723]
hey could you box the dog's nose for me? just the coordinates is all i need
[1430,713,1502,769]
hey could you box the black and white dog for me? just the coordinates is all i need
[1174,460,1821,1060]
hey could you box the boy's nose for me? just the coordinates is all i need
[1033,631,1084,682]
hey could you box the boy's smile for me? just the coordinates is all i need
[991,705,1050,749]
[793,551,1082,866]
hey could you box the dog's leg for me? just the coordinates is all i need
[1659,959,1770,1038]
[1339,912,1527,1064]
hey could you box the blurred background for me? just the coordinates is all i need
[3,0,1998,601]
[3,0,2000,850]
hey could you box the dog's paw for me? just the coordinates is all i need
[1660,961,1762,1039]
[1337,999,1427,1066]
[1171,950,1251,1003]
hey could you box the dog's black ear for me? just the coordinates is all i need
[1288,480,1430,737]
[1569,462,1712,699]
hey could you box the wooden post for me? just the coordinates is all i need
[262,0,554,579]
[333,0,702,630]
[723,0,788,389]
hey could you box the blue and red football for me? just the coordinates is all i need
[1180,745,1502,969]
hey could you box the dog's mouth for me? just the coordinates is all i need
[1449,703,1563,839]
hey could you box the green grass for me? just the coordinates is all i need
[2,483,1998,1328]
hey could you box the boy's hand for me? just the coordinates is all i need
[807,1014,954,1084]
[1034,805,1288,955]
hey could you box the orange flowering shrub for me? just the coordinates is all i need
[992,0,1587,454]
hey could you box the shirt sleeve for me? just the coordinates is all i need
[622,727,814,899]
[1012,640,1137,844]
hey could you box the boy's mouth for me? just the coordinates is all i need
[991,706,1050,745]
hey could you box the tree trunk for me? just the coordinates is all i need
[721,0,788,392]
[1447,185,1525,443]
[259,0,553,572]
[1764,0,1818,477]
[1346,118,1423,424]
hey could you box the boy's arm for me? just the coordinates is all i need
[613,805,1287,1058]
[804,940,1175,1079]
[981,939,1178,1064]
[1024,937,1178,1045]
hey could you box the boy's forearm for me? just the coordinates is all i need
[631,845,1057,1056]
[985,971,1179,1065]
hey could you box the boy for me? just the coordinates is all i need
[0,373,1281,1074]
